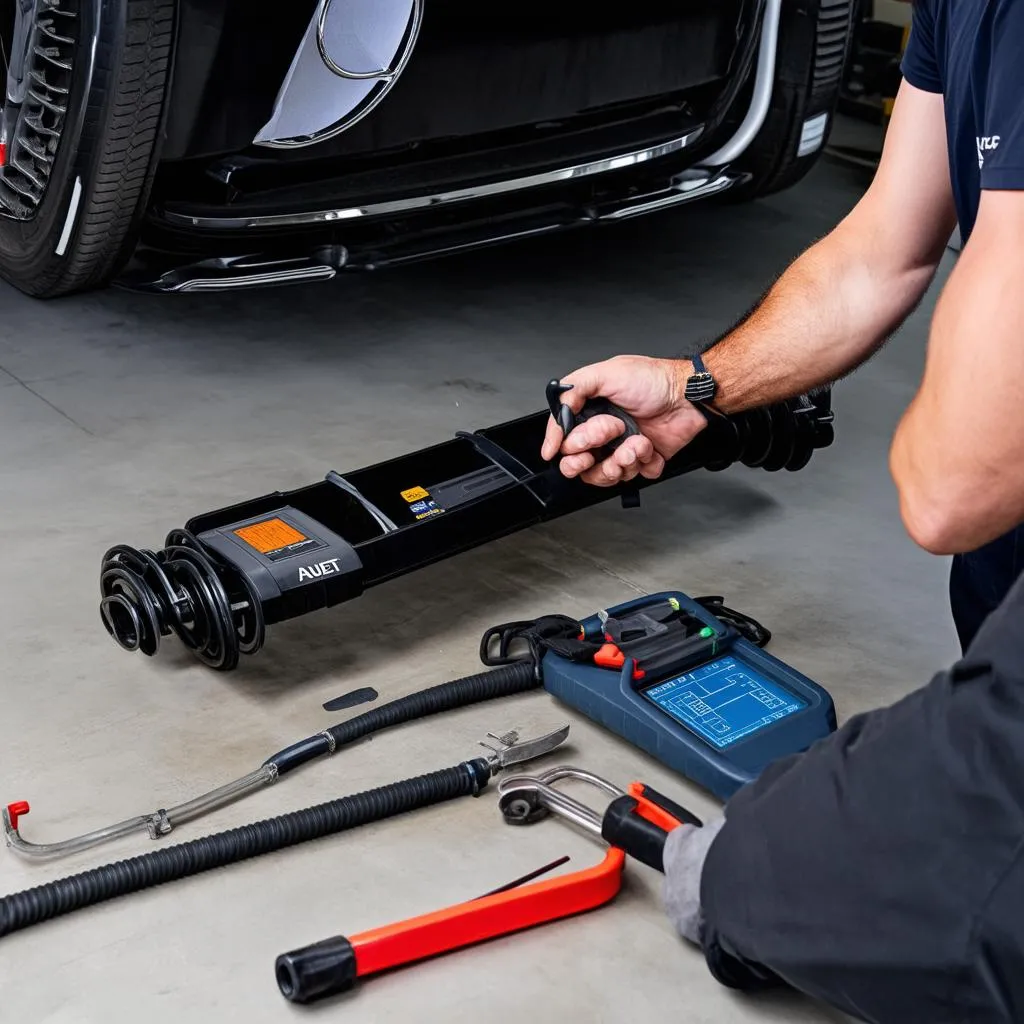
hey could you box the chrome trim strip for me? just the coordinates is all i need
[598,171,738,220]
[700,0,781,167]
[174,265,338,293]
[162,126,706,230]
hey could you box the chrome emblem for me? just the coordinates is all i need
[254,0,423,149]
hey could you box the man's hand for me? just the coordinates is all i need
[540,355,708,486]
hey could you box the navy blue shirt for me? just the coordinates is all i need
[901,0,1024,242]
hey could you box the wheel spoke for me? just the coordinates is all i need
[0,0,79,219]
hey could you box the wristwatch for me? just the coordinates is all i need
[683,353,717,405]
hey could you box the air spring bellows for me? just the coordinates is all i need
[100,530,265,671]
[99,391,834,671]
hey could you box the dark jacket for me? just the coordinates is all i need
[698,571,1024,1023]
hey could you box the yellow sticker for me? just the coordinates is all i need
[401,486,430,502]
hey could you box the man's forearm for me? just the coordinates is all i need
[677,213,942,415]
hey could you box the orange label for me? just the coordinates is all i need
[401,486,430,502]
[234,517,307,554]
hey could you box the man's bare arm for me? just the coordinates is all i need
[692,79,958,413]
[890,189,1024,554]
[546,81,958,485]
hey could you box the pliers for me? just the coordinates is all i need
[275,765,702,1004]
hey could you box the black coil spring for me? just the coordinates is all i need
[99,529,265,671]
[703,394,835,474]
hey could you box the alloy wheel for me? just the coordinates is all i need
[0,0,78,219]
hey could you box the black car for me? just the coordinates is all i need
[0,0,857,297]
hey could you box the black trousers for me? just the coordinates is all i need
[950,523,1024,650]
[697,566,1024,1023]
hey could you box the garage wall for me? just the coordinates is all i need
[873,0,912,26]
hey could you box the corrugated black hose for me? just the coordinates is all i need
[268,662,540,774]
[0,760,491,940]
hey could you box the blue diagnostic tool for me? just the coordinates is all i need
[540,591,836,800]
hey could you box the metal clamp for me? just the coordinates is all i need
[478,726,571,772]
[497,766,628,837]
[498,765,699,872]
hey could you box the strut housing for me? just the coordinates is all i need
[99,392,834,670]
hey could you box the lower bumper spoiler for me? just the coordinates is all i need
[120,167,743,293]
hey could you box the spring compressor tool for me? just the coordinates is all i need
[0,726,570,940]
[99,380,834,670]
[275,765,697,1004]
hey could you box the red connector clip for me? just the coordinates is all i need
[5,802,30,830]
[593,642,645,680]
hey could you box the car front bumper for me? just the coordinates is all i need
[123,0,788,292]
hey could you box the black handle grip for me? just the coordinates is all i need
[276,935,358,1004]
[546,379,641,458]
[601,795,672,872]
[601,790,703,872]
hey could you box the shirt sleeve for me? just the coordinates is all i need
[900,0,943,94]
[980,0,1024,189]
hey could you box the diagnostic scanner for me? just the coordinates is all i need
[541,591,837,800]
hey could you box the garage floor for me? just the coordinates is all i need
[0,153,960,1024]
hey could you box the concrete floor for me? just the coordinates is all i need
[0,152,960,1024]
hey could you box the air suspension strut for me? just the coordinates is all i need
[99,383,834,670]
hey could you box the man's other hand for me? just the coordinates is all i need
[540,355,707,487]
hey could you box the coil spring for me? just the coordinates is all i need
[99,529,265,672]
[705,394,834,474]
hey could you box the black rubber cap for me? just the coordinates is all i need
[275,935,357,1004]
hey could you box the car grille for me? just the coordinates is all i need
[322,0,747,161]
[813,0,853,100]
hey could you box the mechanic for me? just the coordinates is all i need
[542,2,1024,1020]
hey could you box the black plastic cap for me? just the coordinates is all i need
[601,795,671,872]
[275,935,357,1004]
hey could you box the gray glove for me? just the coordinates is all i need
[662,815,725,944]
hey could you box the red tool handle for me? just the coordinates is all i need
[354,845,625,976]
[275,783,682,1004]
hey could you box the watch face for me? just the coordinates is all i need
[686,372,716,402]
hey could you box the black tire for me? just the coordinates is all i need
[729,82,834,201]
[0,0,173,298]
[727,0,861,202]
